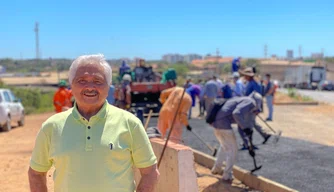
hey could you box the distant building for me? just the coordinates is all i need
[183,54,202,64]
[204,55,222,60]
[311,53,324,59]
[162,54,184,64]
[286,50,294,60]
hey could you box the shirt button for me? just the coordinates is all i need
[87,136,90,140]
[88,126,91,129]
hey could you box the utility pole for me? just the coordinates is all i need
[299,45,302,60]
[34,22,40,60]
[216,48,220,75]
[321,48,325,66]
[264,44,268,59]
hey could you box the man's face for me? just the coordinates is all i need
[71,64,109,108]
[245,76,251,81]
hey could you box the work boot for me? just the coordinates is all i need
[211,166,222,175]
[239,143,249,151]
[262,134,272,144]
[266,118,273,121]
[221,178,233,184]
[239,143,259,151]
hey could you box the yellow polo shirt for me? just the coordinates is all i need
[30,101,157,192]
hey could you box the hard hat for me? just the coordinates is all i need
[58,80,67,87]
[122,74,132,82]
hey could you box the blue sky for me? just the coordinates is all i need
[1,0,333,60]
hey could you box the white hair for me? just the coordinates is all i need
[68,54,112,85]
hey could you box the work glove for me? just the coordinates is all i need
[186,125,192,131]
[243,128,253,137]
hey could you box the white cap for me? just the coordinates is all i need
[232,72,240,78]
[122,74,132,82]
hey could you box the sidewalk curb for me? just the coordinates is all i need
[192,149,299,192]
[274,102,319,105]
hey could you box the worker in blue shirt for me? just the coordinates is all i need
[232,57,241,73]
[202,77,219,113]
[232,72,245,97]
[221,82,233,99]
[238,67,271,149]
[106,84,115,105]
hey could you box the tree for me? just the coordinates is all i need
[241,59,261,73]
[170,63,189,77]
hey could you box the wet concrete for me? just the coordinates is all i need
[148,117,334,192]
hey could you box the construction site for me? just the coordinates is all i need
[1,57,334,192]
[1,2,334,191]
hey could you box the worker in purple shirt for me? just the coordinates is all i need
[186,84,201,119]
[238,67,271,149]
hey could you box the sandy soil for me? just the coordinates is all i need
[195,163,258,192]
[0,112,55,192]
[274,91,296,103]
[0,72,68,85]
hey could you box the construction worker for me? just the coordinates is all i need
[210,92,263,183]
[202,76,219,113]
[239,67,271,149]
[53,80,71,113]
[264,74,275,121]
[116,74,132,110]
[157,86,192,143]
[119,60,131,77]
[197,79,206,117]
[231,72,245,97]
[186,84,201,119]
[106,83,115,105]
[232,57,241,73]
[67,86,75,107]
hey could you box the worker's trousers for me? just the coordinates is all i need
[212,129,238,180]
[205,97,215,113]
[266,95,274,120]
[238,120,269,147]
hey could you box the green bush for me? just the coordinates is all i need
[287,88,297,98]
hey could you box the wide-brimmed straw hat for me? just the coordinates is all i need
[239,67,255,77]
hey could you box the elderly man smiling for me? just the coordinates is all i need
[28,54,159,192]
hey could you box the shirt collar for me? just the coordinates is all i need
[72,100,109,121]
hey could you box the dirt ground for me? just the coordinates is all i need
[0,112,55,192]
[0,72,68,85]
[195,163,258,192]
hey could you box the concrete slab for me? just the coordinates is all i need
[134,138,198,192]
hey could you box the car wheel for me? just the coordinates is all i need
[3,115,11,132]
[18,112,25,127]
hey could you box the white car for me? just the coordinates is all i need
[0,88,25,131]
